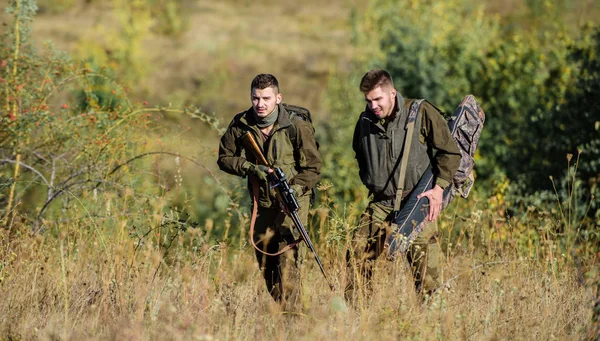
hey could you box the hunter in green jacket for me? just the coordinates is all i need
[346,69,461,301]
[217,74,321,308]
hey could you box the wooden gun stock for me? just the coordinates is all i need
[239,131,269,166]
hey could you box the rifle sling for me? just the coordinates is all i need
[249,177,302,256]
[393,100,423,212]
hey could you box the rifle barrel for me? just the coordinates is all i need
[290,211,335,291]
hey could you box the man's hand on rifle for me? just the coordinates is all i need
[246,163,271,183]
[290,184,303,197]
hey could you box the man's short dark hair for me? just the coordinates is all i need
[251,74,279,93]
[359,69,394,93]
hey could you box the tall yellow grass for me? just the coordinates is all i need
[0,209,594,340]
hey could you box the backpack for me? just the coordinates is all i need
[282,103,319,204]
[282,103,318,147]
[441,94,485,209]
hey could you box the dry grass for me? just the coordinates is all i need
[0,218,593,340]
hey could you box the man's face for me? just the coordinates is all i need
[251,86,282,118]
[364,85,396,120]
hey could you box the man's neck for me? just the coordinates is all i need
[382,102,398,125]
[260,125,274,136]
[255,105,279,129]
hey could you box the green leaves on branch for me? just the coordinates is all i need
[353,0,599,194]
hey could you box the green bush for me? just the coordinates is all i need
[0,1,223,237]
[318,72,368,205]
[355,0,499,111]
[347,0,599,213]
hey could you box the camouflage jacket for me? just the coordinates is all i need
[352,95,461,200]
[217,104,322,208]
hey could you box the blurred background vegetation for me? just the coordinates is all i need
[1,0,598,255]
[0,0,599,339]
[0,0,598,250]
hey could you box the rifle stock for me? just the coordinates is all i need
[240,131,269,166]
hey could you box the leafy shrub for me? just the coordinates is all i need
[0,0,225,238]
[347,0,599,217]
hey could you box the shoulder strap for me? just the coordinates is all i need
[287,111,299,147]
[393,99,424,212]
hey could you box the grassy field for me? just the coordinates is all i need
[0,213,595,340]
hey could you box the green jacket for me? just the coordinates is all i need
[218,104,322,208]
[352,95,461,202]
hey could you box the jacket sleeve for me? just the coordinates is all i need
[289,119,322,190]
[217,120,250,177]
[421,102,461,189]
[352,117,368,187]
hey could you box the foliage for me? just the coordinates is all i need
[344,0,599,223]
[73,0,153,88]
[477,26,600,222]
[559,26,600,214]
[0,0,230,239]
[1,0,143,226]
[147,0,188,37]
[359,0,499,111]
[36,0,75,13]
[318,71,368,205]
[35,0,188,36]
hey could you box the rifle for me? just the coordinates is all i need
[240,131,335,291]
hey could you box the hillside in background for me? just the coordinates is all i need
[21,0,600,120]
[25,0,359,120]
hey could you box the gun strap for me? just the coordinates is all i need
[249,178,301,256]
[393,99,423,212]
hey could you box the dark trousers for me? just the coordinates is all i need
[252,193,310,306]
[345,200,441,302]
